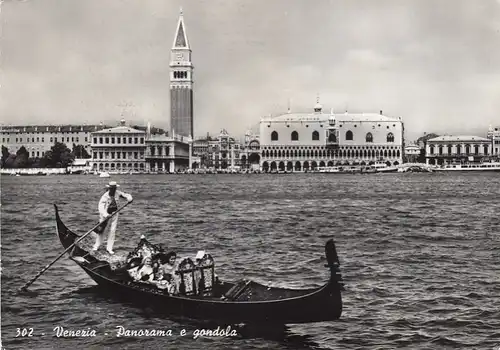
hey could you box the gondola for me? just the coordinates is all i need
[55,204,343,324]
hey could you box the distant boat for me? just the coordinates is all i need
[99,172,110,178]
[435,162,500,172]
[371,161,398,173]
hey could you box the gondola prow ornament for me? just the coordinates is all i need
[93,181,133,254]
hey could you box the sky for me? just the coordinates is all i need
[1,0,500,141]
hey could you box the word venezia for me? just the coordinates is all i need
[116,325,238,339]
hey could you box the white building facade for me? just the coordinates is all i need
[90,121,146,173]
[1,124,105,158]
[425,135,492,165]
[259,103,404,172]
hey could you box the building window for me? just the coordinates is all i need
[439,146,443,155]
[474,145,479,155]
[291,131,299,141]
[123,137,127,144]
[365,133,373,143]
[93,137,97,144]
[93,152,97,159]
[448,145,452,154]
[105,137,109,144]
[54,138,57,142]
[36,137,39,142]
[111,152,115,159]
[134,137,138,144]
[85,137,88,142]
[483,145,489,155]
[387,133,395,143]
[99,152,103,159]
[129,137,132,144]
[271,131,278,141]
[328,132,337,143]
[99,137,103,144]
[117,137,121,144]
[32,138,35,142]
[42,137,44,142]
[111,137,115,144]
[457,145,462,154]
[430,145,435,155]
[140,137,144,144]
[346,130,353,141]
[37,151,40,157]
[312,131,320,141]
[465,145,471,154]
[67,137,70,142]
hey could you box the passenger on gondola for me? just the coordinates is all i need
[136,256,155,282]
[126,257,143,281]
[158,251,178,294]
[161,251,178,275]
[93,181,133,255]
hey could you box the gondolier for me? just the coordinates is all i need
[93,181,133,254]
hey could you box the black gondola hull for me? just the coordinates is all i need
[55,205,343,324]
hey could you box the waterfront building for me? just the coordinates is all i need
[425,135,492,166]
[404,143,422,163]
[259,101,404,172]
[170,9,194,138]
[90,120,146,173]
[0,124,105,158]
[192,129,241,170]
[145,125,192,172]
[487,125,500,160]
[240,130,261,171]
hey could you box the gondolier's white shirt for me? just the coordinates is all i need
[98,190,133,219]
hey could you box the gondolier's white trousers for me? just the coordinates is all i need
[93,214,119,252]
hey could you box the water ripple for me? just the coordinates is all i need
[2,173,500,349]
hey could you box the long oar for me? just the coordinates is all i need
[19,200,132,292]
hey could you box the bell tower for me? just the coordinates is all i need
[170,8,194,138]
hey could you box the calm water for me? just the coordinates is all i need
[1,173,500,350]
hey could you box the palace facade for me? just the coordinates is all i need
[90,121,146,172]
[425,135,492,165]
[1,124,106,158]
[259,102,404,172]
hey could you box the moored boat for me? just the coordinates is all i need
[54,205,343,324]
[434,162,500,172]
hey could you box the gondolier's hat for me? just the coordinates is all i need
[106,181,120,188]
